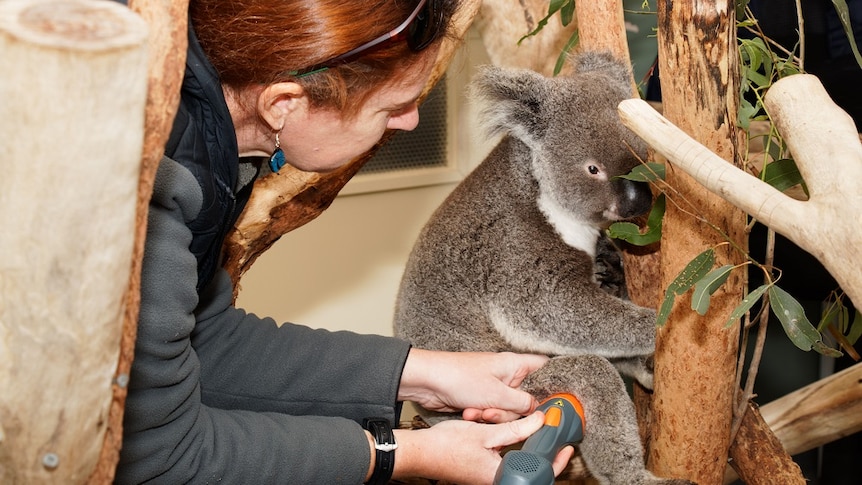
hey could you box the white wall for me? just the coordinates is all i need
[234,182,457,337]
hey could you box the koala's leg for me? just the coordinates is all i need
[521,355,695,485]
[608,354,654,390]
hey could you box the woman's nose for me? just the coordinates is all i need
[387,104,420,131]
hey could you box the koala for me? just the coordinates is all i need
[394,52,694,485]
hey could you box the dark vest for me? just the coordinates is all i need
[164,25,257,291]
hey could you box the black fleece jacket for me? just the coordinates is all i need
[116,23,411,485]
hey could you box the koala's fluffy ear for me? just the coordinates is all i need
[570,51,634,94]
[468,66,551,148]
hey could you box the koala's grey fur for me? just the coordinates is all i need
[394,52,694,485]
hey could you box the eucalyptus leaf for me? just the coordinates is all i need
[838,304,850,333]
[763,158,806,194]
[667,248,715,296]
[725,284,771,328]
[769,285,822,351]
[616,163,666,182]
[553,30,579,76]
[691,265,735,315]
[656,291,675,327]
[607,194,665,246]
[819,300,843,332]
[560,0,575,26]
[847,310,862,345]
[831,0,862,69]
[738,99,758,129]
[743,65,770,89]
[735,0,750,19]
[607,222,648,244]
[519,0,571,44]
[812,341,844,358]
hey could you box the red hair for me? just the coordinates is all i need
[191,0,459,117]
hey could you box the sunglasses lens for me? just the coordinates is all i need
[407,1,440,51]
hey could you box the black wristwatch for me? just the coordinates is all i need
[363,417,397,485]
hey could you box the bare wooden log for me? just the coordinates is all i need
[0,0,148,482]
[88,1,189,483]
[222,0,483,291]
[618,74,862,309]
[761,360,862,456]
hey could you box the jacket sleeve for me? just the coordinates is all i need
[118,157,410,484]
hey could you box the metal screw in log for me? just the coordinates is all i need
[0,0,148,482]
[617,74,862,309]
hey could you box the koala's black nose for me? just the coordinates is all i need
[617,179,653,219]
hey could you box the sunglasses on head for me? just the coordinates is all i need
[290,0,441,77]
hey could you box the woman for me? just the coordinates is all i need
[118,0,574,483]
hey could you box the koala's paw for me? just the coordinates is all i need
[594,236,628,299]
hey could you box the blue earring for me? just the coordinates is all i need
[269,132,286,173]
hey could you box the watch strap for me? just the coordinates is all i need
[363,417,396,485]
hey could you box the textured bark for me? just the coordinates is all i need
[0,1,149,482]
[722,363,862,483]
[88,1,189,483]
[222,0,484,291]
[646,2,746,483]
[725,402,804,485]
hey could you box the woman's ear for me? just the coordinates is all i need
[257,81,308,130]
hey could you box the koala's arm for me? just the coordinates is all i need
[487,253,656,359]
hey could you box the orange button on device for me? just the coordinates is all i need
[544,406,562,427]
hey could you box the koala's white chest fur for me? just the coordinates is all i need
[537,189,600,258]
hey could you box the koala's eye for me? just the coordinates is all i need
[588,165,600,175]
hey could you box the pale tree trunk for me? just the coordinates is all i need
[648,2,746,483]
[0,0,148,482]
[88,0,189,482]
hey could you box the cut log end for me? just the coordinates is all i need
[1,0,146,51]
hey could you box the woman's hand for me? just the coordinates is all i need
[390,412,575,484]
[398,349,549,422]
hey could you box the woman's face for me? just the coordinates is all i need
[280,57,436,173]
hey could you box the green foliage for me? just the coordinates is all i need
[615,162,665,182]
[724,284,770,328]
[770,285,842,357]
[518,0,578,76]
[761,158,808,195]
[607,194,664,246]
[656,254,843,357]
[831,0,862,69]
[737,36,800,130]
[692,265,735,315]
[818,292,862,357]
[607,163,665,245]
[656,248,716,326]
